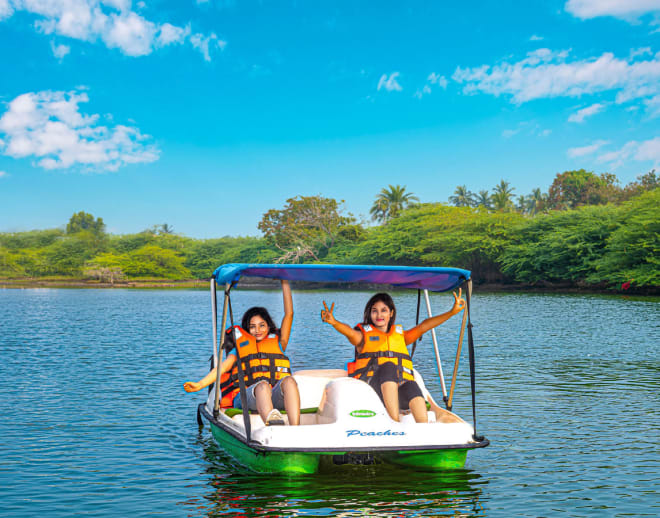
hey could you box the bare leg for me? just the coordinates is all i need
[281,376,300,426]
[428,398,463,423]
[254,381,274,423]
[409,396,428,423]
[380,381,400,422]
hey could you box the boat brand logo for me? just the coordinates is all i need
[346,429,406,437]
[350,410,376,418]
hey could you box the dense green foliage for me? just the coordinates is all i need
[1,174,657,290]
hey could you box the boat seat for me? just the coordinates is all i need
[223,407,318,418]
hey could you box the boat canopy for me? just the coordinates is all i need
[212,264,470,293]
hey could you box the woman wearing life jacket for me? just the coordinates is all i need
[320,290,465,423]
[184,280,301,426]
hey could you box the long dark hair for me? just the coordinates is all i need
[363,293,396,332]
[223,306,279,352]
[241,306,279,337]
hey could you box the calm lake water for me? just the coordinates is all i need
[1,287,658,517]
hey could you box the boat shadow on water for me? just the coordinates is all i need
[184,436,488,517]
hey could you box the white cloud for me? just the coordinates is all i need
[644,94,660,117]
[50,41,71,60]
[413,85,432,100]
[0,0,13,20]
[0,90,159,172]
[190,32,226,62]
[101,11,157,56]
[414,72,447,99]
[568,102,606,122]
[630,47,652,59]
[377,72,402,92]
[565,0,660,21]
[635,136,660,162]
[428,73,448,89]
[156,23,190,47]
[0,170,8,178]
[452,49,660,115]
[540,129,552,137]
[567,140,609,157]
[2,1,222,60]
[530,34,544,41]
[502,129,519,139]
[592,137,660,168]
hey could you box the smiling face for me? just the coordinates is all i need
[370,301,394,332]
[248,315,270,341]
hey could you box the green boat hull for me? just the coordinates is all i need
[210,423,321,474]
[209,423,468,474]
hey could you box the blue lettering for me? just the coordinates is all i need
[346,429,407,437]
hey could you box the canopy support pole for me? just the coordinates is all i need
[410,290,422,358]
[213,283,230,419]
[210,278,218,368]
[447,281,469,411]
[465,278,483,441]
[423,289,448,405]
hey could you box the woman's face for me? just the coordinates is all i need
[370,301,393,332]
[249,315,270,341]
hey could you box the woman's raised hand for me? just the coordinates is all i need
[450,288,466,314]
[321,300,337,325]
[183,381,201,393]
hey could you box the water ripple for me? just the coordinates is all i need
[0,288,658,517]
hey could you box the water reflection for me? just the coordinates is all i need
[182,438,486,517]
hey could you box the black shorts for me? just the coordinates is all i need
[367,362,423,410]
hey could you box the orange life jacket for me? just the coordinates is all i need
[219,326,292,408]
[347,323,415,383]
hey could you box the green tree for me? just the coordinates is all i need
[66,211,106,235]
[43,234,100,276]
[620,170,658,201]
[159,223,174,235]
[352,203,523,282]
[0,229,65,249]
[121,245,191,279]
[475,190,491,210]
[259,195,354,262]
[491,180,515,211]
[449,185,476,207]
[546,169,619,210]
[370,185,420,223]
[184,237,279,278]
[527,188,547,215]
[587,189,660,287]
[499,205,621,284]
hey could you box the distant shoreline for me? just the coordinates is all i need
[1,277,657,296]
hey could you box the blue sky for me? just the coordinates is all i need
[0,0,658,238]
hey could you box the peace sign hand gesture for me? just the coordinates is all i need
[450,288,466,315]
[321,301,337,326]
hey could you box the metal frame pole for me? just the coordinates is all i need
[423,289,448,403]
[213,283,230,418]
[447,281,469,411]
[210,278,218,368]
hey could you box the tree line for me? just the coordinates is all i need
[0,169,657,291]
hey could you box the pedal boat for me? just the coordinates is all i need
[195,263,489,474]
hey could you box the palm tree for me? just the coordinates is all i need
[370,185,419,223]
[475,190,491,209]
[516,195,528,214]
[449,185,476,207]
[526,188,546,215]
[159,223,174,235]
[491,179,515,211]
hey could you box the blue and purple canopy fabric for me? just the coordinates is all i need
[212,264,470,292]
